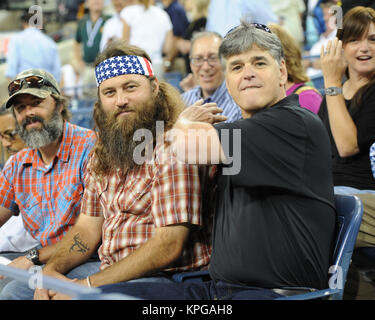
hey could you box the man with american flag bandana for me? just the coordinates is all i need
[29,41,212,300]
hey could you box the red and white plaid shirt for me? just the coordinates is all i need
[81,143,212,272]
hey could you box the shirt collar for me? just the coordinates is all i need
[195,80,226,101]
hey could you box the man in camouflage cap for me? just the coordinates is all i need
[0,69,98,299]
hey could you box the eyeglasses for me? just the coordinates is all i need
[0,129,18,141]
[190,56,220,67]
[224,22,272,38]
[8,75,60,96]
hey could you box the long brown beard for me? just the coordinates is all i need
[96,98,157,173]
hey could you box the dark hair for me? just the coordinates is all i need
[337,6,375,109]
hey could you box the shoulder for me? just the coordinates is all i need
[1,148,33,176]
[68,123,97,145]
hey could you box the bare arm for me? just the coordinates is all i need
[167,100,227,165]
[87,224,190,288]
[0,206,13,227]
[43,213,104,275]
[321,38,359,157]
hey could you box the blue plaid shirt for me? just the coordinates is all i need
[0,122,96,246]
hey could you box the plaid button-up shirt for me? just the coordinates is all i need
[0,122,96,246]
[81,143,212,272]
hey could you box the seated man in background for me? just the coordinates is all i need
[181,31,242,123]
[0,103,39,257]
[98,21,336,300]
[0,69,97,299]
[33,42,212,300]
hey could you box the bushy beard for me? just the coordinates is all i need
[17,108,64,149]
[98,99,157,171]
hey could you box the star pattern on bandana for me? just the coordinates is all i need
[95,55,152,85]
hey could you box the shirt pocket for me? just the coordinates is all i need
[55,179,84,215]
[16,193,42,231]
[117,177,153,215]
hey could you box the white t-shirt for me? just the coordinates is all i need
[0,215,39,253]
[100,13,125,52]
[120,5,172,65]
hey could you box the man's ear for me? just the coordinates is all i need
[279,59,288,87]
[151,77,160,96]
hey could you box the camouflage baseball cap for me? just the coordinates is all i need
[6,69,60,109]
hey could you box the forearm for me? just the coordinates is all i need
[43,227,98,275]
[324,83,359,157]
[326,97,358,146]
[88,225,189,288]
[38,243,60,264]
[0,207,13,227]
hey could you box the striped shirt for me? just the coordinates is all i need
[181,80,242,123]
[371,142,375,179]
[0,122,96,246]
[81,143,212,272]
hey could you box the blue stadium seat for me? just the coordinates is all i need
[276,194,364,300]
[69,99,95,129]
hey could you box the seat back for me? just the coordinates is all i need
[329,194,363,299]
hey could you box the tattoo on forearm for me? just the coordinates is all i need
[69,234,90,254]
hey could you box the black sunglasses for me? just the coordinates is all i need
[8,75,60,96]
[225,22,272,38]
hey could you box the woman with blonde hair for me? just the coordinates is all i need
[269,23,322,114]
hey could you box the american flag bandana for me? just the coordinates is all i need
[95,55,155,86]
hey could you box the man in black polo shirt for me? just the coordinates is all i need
[97,21,336,299]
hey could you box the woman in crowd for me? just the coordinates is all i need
[318,6,375,193]
[269,23,323,114]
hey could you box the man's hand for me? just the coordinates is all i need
[178,99,227,124]
[0,255,33,280]
[48,279,88,300]
[33,268,75,300]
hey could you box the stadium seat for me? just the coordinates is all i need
[276,194,364,300]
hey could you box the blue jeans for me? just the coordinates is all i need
[99,280,283,300]
[0,261,101,300]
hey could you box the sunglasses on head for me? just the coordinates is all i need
[8,75,60,96]
[225,23,272,38]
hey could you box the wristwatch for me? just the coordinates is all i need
[25,248,42,265]
[324,86,343,96]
